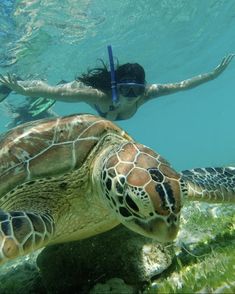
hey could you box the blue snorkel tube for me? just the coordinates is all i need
[107,45,118,106]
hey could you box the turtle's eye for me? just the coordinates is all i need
[114,176,126,195]
[121,188,151,219]
[115,180,124,195]
[125,193,139,212]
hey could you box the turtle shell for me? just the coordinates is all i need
[0,114,131,198]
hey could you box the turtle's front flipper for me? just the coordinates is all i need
[180,167,235,203]
[0,210,54,265]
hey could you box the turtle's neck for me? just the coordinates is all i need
[91,134,128,207]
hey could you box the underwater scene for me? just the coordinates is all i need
[0,0,235,293]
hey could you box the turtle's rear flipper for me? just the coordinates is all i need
[0,85,11,102]
[180,167,235,203]
[0,210,54,265]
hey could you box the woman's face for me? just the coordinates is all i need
[117,79,146,98]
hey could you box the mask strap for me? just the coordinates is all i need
[107,45,118,106]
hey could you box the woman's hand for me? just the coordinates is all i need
[213,54,234,77]
[0,74,25,94]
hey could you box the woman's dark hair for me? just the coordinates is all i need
[77,60,145,93]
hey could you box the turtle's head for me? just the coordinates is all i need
[98,142,183,243]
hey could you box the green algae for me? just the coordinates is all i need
[145,203,235,293]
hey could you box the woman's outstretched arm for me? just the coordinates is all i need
[144,54,234,101]
[0,74,107,104]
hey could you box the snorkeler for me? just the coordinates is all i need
[0,46,234,121]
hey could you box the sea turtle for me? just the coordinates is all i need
[0,114,234,265]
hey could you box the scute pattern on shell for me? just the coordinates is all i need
[0,113,234,267]
[0,114,130,197]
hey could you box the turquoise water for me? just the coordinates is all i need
[1,0,235,171]
[0,1,235,292]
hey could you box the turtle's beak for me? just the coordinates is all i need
[132,215,179,243]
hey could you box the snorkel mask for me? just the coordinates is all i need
[117,80,145,98]
[107,45,145,106]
